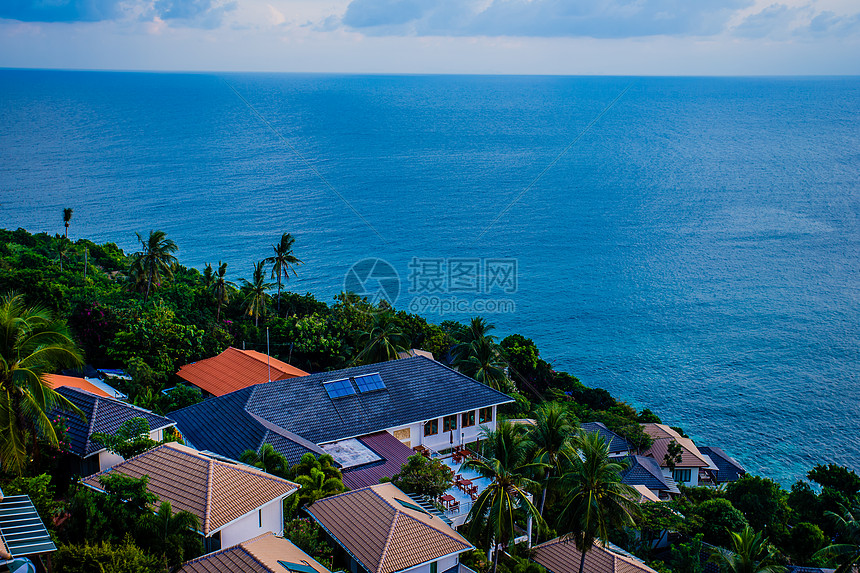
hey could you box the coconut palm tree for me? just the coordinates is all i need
[137,500,202,568]
[816,503,860,573]
[0,292,84,475]
[463,422,545,573]
[456,336,510,391]
[202,263,214,291]
[524,402,576,517]
[55,236,71,273]
[240,261,273,327]
[557,430,640,573]
[353,310,409,365]
[711,525,784,573]
[452,317,497,362]
[209,262,236,323]
[264,233,303,313]
[240,443,289,479]
[129,230,178,304]
[62,207,73,238]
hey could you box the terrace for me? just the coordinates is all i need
[414,446,493,528]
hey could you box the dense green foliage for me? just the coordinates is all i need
[390,453,456,498]
[53,537,164,573]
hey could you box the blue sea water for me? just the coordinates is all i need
[1,70,858,486]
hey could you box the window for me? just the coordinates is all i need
[323,378,356,399]
[424,419,439,436]
[354,373,386,393]
[430,562,438,573]
[479,407,493,424]
[673,468,692,483]
[258,509,262,527]
[462,411,476,427]
[442,415,457,432]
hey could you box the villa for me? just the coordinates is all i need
[640,424,716,487]
[177,532,331,573]
[580,422,632,457]
[82,442,299,552]
[170,356,513,482]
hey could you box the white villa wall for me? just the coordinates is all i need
[664,466,699,487]
[96,427,172,472]
[388,406,498,452]
[219,498,284,548]
[400,553,460,573]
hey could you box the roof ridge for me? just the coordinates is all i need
[376,509,400,573]
[203,457,214,534]
[413,355,514,401]
[84,395,100,453]
[239,540,280,573]
[396,509,470,550]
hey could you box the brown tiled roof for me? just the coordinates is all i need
[177,347,309,397]
[533,538,659,573]
[178,532,332,573]
[82,443,298,535]
[641,424,711,469]
[306,483,471,573]
[630,484,661,503]
[44,374,111,398]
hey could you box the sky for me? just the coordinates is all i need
[0,0,858,75]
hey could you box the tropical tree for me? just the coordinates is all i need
[241,261,274,327]
[55,236,71,273]
[91,417,159,459]
[391,453,455,499]
[240,443,289,478]
[524,402,576,516]
[711,525,783,573]
[264,232,303,313]
[0,292,84,475]
[453,317,510,391]
[464,422,545,573]
[209,261,236,323]
[63,207,73,238]
[556,430,639,573]
[202,263,214,291]
[452,317,497,362]
[353,310,409,365]
[129,230,178,304]
[816,503,860,573]
[137,500,202,567]
[286,453,346,516]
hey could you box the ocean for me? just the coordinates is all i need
[1,70,858,485]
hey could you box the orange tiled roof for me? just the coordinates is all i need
[533,538,660,573]
[178,532,332,573]
[641,424,711,469]
[44,374,110,398]
[177,347,309,397]
[82,443,298,535]
[306,483,471,573]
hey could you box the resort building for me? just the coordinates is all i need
[640,424,716,487]
[305,483,473,573]
[621,455,680,500]
[171,356,513,483]
[50,386,175,475]
[177,532,331,573]
[176,347,309,397]
[699,446,746,484]
[580,422,632,457]
[532,537,660,573]
[82,443,298,552]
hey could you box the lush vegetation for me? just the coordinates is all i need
[3,225,860,573]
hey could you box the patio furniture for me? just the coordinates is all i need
[440,494,456,509]
[449,499,460,511]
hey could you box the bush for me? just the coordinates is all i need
[694,498,748,547]
[283,518,334,570]
[53,537,163,573]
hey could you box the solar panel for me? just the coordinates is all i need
[354,373,385,393]
[278,561,319,573]
[0,495,57,556]
[323,378,356,399]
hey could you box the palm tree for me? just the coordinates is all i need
[287,453,346,516]
[456,336,510,391]
[137,500,202,567]
[264,233,303,313]
[240,261,274,327]
[453,317,497,362]
[0,292,84,475]
[524,402,576,517]
[464,422,545,573]
[557,430,640,573]
[202,263,214,291]
[55,236,71,273]
[209,262,236,323]
[129,230,178,304]
[711,525,784,573]
[816,503,860,573]
[62,207,73,238]
[240,443,289,478]
[353,310,409,365]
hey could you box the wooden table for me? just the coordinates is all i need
[440,494,456,509]
[456,478,472,492]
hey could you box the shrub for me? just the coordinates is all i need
[53,537,163,573]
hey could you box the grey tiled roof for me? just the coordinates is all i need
[621,455,678,493]
[699,446,746,483]
[51,386,175,458]
[172,356,513,459]
[580,422,631,453]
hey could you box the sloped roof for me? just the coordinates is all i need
[172,356,513,456]
[0,494,56,556]
[641,424,712,469]
[630,485,661,503]
[580,422,631,453]
[177,347,309,397]
[699,446,746,483]
[51,386,175,458]
[82,443,298,535]
[44,374,110,398]
[340,432,416,490]
[306,483,471,573]
[533,538,659,573]
[178,532,331,573]
[621,455,680,494]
